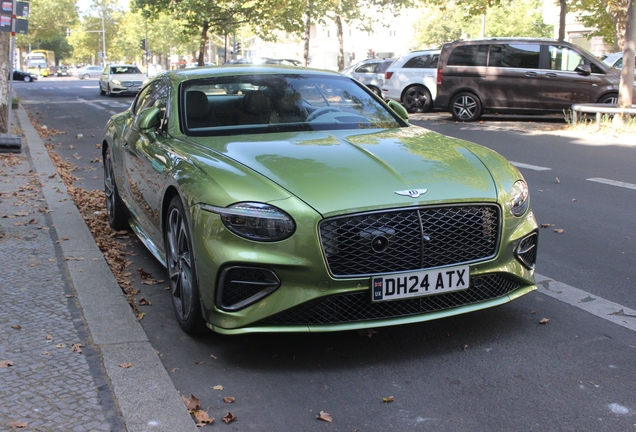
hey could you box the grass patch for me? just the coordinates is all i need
[565,110,636,136]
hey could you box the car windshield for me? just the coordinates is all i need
[111,66,141,74]
[181,73,404,136]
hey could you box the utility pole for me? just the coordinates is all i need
[101,13,107,66]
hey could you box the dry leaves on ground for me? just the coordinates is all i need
[222,412,237,424]
[29,117,140,316]
[316,411,332,422]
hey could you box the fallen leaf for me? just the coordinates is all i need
[316,411,332,422]
[539,318,550,325]
[382,396,394,403]
[55,343,67,348]
[0,360,15,368]
[194,409,214,427]
[170,368,179,373]
[213,385,223,390]
[195,361,205,365]
[556,177,560,183]
[222,412,237,424]
[41,351,52,356]
[9,421,28,429]
[118,362,133,369]
[554,229,564,234]
[136,312,145,321]
[540,223,550,228]
[71,343,83,353]
[210,354,217,360]
[139,298,152,306]
[46,334,53,341]
[572,198,577,202]
[11,325,21,330]
[182,394,201,411]
[223,397,235,403]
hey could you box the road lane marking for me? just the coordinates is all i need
[586,178,636,191]
[510,162,552,171]
[535,273,636,332]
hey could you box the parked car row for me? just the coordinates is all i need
[343,38,635,122]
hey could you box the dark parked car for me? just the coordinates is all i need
[56,66,70,76]
[11,69,37,82]
[101,65,538,334]
[435,38,636,122]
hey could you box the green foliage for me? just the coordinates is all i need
[16,0,78,61]
[569,0,618,45]
[412,0,552,49]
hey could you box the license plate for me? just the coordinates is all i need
[372,265,469,302]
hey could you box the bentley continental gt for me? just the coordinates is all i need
[102,65,538,334]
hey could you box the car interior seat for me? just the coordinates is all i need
[270,91,307,123]
[238,91,271,124]
[186,90,220,129]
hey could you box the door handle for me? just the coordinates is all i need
[545,72,558,78]
[525,71,538,77]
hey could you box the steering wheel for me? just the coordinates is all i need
[306,106,342,121]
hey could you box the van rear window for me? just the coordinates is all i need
[448,45,489,66]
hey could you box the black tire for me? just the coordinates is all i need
[368,86,382,98]
[165,196,207,334]
[402,85,432,113]
[24,76,31,83]
[103,150,129,230]
[100,85,105,96]
[450,92,482,122]
[598,93,618,104]
[82,73,90,80]
[105,86,112,97]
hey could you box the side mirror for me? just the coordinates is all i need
[387,100,409,121]
[137,106,161,132]
[575,64,591,75]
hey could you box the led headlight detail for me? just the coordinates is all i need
[112,80,121,86]
[201,202,296,241]
[509,180,529,217]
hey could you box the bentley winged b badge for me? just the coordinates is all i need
[394,189,428,198]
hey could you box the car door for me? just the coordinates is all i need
[541,44,593,110]
[121,80,171,247]
[483,42,542,110]
[350,61,380,87]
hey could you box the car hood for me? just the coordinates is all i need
[110,73,145,81]
[194,127,499,216]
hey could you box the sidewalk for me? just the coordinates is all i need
[0,107,197,431]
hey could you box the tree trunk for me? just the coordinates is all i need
[198,21,209,66]
[618,0,635,109]
[558,0,567,41]
[0,32,9,134]
[304,0,311,67]
[336,15,344,71]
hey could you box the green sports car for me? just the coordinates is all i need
[102,65,538,334]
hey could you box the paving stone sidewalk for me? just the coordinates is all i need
[0,149,122,430]
[1,108,198,432]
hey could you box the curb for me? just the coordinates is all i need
[17,107,198,432]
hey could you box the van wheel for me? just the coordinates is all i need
[450,92,482,122]
[402,85,432,113]
[598,94,618,104]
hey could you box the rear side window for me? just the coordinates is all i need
[354,63,378,73]
[376,61,394,73]
[489,44,540,69]
[448,45,489,66]
[403,55,430,68]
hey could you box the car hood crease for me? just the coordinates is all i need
[193,128,498,216]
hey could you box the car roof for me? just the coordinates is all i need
[173,64,341,79]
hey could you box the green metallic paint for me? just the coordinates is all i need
[102,66,539,334]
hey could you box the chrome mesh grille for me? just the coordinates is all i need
[319,205,500,277]
[260,273,520,325]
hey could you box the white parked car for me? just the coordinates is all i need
[382,49,440,113]
[99,64,146,96]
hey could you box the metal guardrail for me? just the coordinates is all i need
[571,103,636,130]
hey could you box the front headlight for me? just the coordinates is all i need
[201,202,296,241]
[112,79,121,86]
[509,180,529,217]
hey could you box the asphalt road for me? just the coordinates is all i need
[15,77,636,431]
